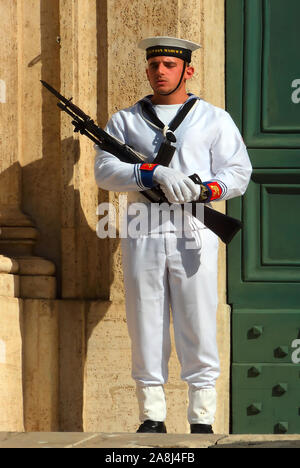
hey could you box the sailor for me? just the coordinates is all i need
[94,36,252,433]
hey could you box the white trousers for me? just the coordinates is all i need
[121,228,220,424]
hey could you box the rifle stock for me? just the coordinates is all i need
[41,80,242,244]
[202,205,242,244]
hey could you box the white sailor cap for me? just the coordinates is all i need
[138,36,201,62]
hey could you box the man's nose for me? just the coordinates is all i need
[156,63,166,74]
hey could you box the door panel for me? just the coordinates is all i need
[232,364,300,434]
[232,309,300,363]
[226,0,300,433]
[243,0,300,146]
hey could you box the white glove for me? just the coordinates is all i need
[153,166,201,204]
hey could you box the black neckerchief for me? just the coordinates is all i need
[139,97,198,165]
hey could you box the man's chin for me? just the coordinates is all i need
[152,84,171,94]
[155,87,172,95]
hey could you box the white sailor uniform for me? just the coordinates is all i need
[94,95,252,424]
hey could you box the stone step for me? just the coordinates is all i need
[0,432,300,449]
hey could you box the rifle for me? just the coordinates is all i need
[41,80,242,244]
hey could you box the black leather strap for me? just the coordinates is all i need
[168,98,198,133]
[153,141,176,166]
[140,97,198,143]
[139,97,198,166]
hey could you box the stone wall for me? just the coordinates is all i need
[0,0,229,433]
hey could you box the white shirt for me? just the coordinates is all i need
[153,103,182,126]
[94,95,252,233]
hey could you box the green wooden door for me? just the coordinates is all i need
[226,0,300,433]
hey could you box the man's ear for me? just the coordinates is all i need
[185,65,195,81]
[146,68,150,81]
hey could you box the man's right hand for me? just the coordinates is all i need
[153,166,201,204]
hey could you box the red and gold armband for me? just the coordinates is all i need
[201,181,223,202]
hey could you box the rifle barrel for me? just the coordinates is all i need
[41,80,90,121]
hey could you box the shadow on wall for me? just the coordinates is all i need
[40,0,121,432]
[21,135,120,432]
[0,0,125,432]
[0,153,120,433]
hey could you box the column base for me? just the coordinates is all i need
[0,255,56,299]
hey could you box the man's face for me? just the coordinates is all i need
[146,56,193,95]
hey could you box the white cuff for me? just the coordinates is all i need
[188,387,217,424]
[136,385,167,422]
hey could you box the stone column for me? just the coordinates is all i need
[0,296,24,432]
[0,0,56,300]
[59,0,113,300]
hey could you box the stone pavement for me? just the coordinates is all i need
[0,432,300,448]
